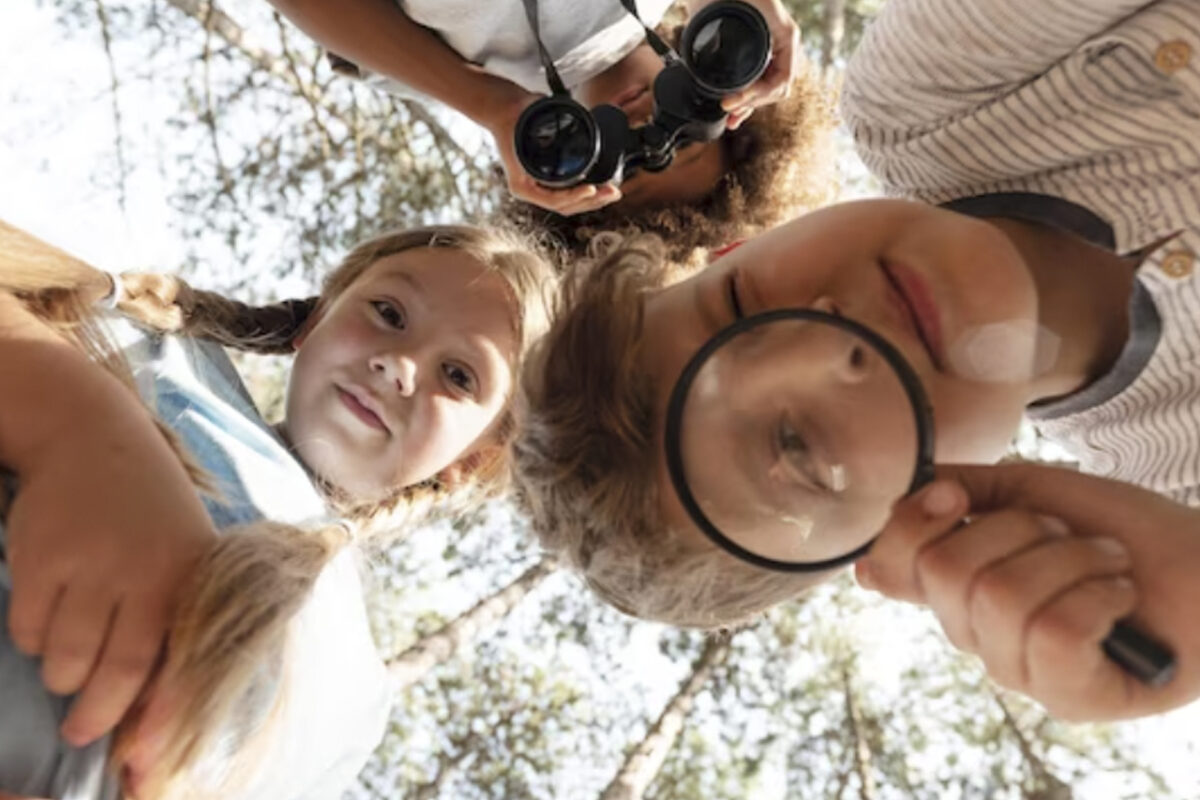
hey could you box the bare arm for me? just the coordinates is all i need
[0,288,216,746]
[0,291,156,473]
[266,0,619,214]
[267,0,525,128]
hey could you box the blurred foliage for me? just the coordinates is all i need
[18,1,1188,798]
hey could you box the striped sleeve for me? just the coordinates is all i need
[842,0,1155,131]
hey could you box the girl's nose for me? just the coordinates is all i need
[370,352,418,397]
[810,296,871,385]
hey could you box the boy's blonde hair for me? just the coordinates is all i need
[114,224,556,535]
[512,235,827,629]
[0,220,354,798]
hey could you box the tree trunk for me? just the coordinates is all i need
[599,636,731,800]
[411,733,483,800]
[387,560,554,690]
[820,0,848,74]
[992,690,1073,800]
[161,0,469,161]
[840,663,877,800]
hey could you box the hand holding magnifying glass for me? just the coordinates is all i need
[857,463,1197,721]
[665,308,1176,690]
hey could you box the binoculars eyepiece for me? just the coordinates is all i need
[514,0,770,189]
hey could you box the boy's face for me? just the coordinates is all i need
[638,199,1042,555]
[285,249,517,499]
[575,42,729,207]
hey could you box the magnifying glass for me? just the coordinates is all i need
[664,308,1175,687]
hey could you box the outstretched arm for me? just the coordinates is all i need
[0,245,216,747]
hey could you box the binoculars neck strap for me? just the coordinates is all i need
[616,0,675,60]
[522,0,678,97]
[521,0,569,95]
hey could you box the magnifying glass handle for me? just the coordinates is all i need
[1102,619,1176,687]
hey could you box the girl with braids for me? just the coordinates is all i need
[0,220,553,798]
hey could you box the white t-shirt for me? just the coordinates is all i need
[368,0,673,95]
[841,0,1200,505]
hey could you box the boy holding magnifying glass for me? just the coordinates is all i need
[513,0,1200,722]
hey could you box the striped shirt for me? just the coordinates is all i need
[841,0,1200,505]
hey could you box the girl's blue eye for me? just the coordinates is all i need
[371,300,406,329]
[443,362,477,396]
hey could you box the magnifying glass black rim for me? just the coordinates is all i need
[664,307,937,574]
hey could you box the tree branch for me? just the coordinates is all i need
[92,0,130,212]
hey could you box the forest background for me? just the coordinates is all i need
[1,1,1199,798]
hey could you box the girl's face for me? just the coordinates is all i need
[284,248,518,499]
[639,199,1044,552]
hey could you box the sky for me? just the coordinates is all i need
[2,2,1199,797]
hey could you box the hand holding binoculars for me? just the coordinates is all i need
[515,0,772,188]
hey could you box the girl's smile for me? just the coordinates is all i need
[335,384,390,434]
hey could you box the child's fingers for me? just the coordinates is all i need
[40,585,114,695]
[6,576,60,656]
[510,176,604,215]
[856,480,967,603]
[60,598,165,746]
[1025,575,1139,720]
[555,185,622,216]
[936,462,1174,536]
[120,672,177,790]
[758,52,790,98]
[914,510,1068,652]
[966,536,1132,688]
[726,107,755,130]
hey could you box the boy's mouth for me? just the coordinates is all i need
[336,385,390,434]
[880,261,946,371]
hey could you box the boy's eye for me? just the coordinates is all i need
[371,300,406,329]
[727,271,745,320]
[443,362,478,396]
[776,419,827,493]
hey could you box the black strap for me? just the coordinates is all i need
[521,0,569,96]
[521,0,677,96]
[617,0,675,59]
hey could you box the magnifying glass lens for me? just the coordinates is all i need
[673,314,925,566]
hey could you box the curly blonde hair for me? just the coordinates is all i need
[115,224,556,536]
[498,63,838,270]
[511,234,832,629]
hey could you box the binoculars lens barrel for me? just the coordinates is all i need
[515,100,601,186]
[682,4,771,94]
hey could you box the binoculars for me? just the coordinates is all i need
[514,1,771,187]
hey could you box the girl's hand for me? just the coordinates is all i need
[483,90,622,217]
[856,462,1200,722]
[694,0,802,130]
[6,401,216,747]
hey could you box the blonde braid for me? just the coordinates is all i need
[117,272,317,354]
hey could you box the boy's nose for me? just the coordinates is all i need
[809,296,871,385]
[370,352,418,397]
